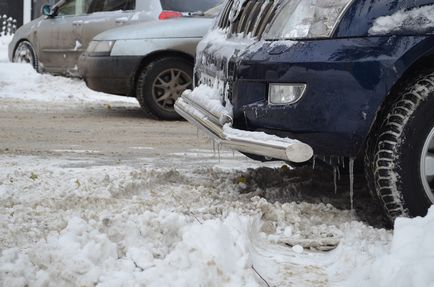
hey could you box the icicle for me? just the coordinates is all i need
[232,151,235,158]
[337,166,341,181]
[349,158,355,215]
[333,167,338,194]
[217,143,221,163]
[342,158,345,169]
[312,156,316,170]
[212,140,216,158]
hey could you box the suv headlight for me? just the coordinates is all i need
[86,40,115,56]
[266,0,354,39]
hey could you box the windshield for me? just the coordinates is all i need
[160,0,222,12]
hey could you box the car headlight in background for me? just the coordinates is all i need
[86,40,115,56]
[266,0,354,39]
[268,83,307,105]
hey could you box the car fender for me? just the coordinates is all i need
[111,38,200,57]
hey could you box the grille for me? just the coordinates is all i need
[217,0,280,39]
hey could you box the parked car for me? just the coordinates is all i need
[8,0,219,76]
[175,0,434,220]
[79,4,221,120]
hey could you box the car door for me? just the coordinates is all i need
[79,0,139,52]
[36,0,92,74]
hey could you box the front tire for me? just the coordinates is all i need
[365,72,434,220]
[13,41,39,72]
[136,57,193,120]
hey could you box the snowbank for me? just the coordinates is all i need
[0,155,394,287]
[1,153,433,286]
[342,206,434,287]
[0,63,138,105]
[0,34,12,63]
[0,35,137,106]
[370,4,434,35]
[0,213,262,287]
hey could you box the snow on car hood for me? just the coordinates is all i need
[94,17,214,41]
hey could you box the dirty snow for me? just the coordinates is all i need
[0,34,12,62]
[370,4,434,35]
[1,34,434,287]
[0,62,138,105]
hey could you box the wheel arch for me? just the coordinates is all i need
[131,50,195,96]
[12,38,33,59]
[362,43,434,157]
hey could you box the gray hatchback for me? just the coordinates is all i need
[8,0,218,76]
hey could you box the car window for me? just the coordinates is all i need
[160,0,221,12]
[57,0,92,16]
[88,0,135,13]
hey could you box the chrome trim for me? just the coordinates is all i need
[175,95,314,163]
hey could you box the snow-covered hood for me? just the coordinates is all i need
[94,17,214,41]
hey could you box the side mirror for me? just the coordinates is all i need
[42,4,56,17]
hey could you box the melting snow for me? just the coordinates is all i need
[370,4,434,35]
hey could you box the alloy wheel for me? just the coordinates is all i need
[421,127,434,203]
[14,43,34,64]
[152,68,192,112]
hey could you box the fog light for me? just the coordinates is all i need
[268,83,307,105]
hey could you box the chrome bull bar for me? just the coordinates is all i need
[174,92,314,163]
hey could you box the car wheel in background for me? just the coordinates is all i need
[136,57,193,120]
[13,41,39,72]
[365,72,434,221]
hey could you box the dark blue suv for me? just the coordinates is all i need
[175,0,434,220]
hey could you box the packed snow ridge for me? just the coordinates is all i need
[370,4,434,35]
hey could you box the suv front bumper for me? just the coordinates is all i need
[78,54,141,97]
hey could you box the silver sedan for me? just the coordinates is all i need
[8,0,219,76]
[79,6,221,120]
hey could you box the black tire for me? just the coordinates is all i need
[136,57,193,120]
[365,72,434,220]
[13,41,39,72]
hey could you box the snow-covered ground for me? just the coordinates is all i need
[1,35,433,287]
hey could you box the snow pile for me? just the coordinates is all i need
[0,34,12,63]
[370,4,434,35]
[0,63,138,105]
[0,154,398,287]
[0,36,137,106]
[0,213,263,287]
[183,84,231,118]
[342,206,434,287]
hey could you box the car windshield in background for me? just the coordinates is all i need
[160,0,222,12]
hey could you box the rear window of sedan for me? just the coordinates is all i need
[88,0,135,13]
[160,0,222,12]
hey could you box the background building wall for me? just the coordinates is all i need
[0,0,24,27]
